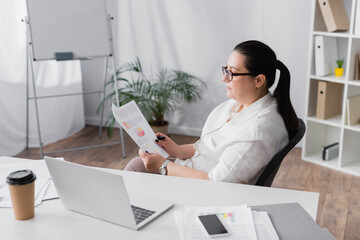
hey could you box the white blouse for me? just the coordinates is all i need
[175,93,289,184]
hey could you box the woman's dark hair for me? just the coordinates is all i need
[234,40,299,139]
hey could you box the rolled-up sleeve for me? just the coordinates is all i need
[208,140,272,183]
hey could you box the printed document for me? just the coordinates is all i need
[174,205,258,240]
[112,101,169,158]
[252,211,279,240]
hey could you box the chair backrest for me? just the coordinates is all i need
[255,118,306,187]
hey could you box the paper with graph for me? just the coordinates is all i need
[112,101,169,158]
[174,205,259,240]
[173,204,279,240]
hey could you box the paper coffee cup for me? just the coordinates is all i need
[6,170,37,220]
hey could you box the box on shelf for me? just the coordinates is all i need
[316,81,343,119]
[322,142,339,160]
[355,53,360,80]
[346,94,360,125]
[355,0,360,35]
[317,0,350,32]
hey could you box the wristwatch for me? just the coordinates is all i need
[159,160,171,175]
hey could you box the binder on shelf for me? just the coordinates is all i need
[345,103,349,125]
[346,94,360,126]
[317,0,350,32]
[355,53,360,80]
[314,36,338,76]
[316,81,343,119]
[354,0,360,35]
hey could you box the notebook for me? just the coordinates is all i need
[44,157,174,230]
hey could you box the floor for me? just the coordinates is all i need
[15,126,360,240]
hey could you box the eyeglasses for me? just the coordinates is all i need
[222,66,253,81]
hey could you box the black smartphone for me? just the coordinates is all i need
[198,214,229,238]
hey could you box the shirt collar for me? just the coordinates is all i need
[229,93,273,122]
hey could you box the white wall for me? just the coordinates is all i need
[82,0,312,137]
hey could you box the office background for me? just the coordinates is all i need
[0,0,312,156]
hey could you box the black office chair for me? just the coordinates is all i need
[255,118,306,187]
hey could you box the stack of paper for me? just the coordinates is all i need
[0,157,58,208]
[174,205,279,240]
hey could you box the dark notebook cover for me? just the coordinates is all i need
[252,202,334,240]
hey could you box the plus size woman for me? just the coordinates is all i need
[125,40,299,184]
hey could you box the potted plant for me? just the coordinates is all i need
[98,58,206,138]
[335,59,344,77]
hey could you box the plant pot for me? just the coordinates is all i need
[151,121,169,135]
[335,68,344,77]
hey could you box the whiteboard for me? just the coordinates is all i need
[26,0,112,61]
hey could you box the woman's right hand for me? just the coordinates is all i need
[155,133,180,158]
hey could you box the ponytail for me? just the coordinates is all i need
[234,40,299,140]
[273,60,299,139]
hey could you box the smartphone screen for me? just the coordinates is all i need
[198,214,229,237]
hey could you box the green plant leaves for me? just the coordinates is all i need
[336,59,344,68]
[98,58,205,138]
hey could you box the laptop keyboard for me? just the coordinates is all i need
[131,205,156,225]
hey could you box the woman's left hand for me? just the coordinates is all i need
[139,149,166,173]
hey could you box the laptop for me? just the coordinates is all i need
[44,157,174,230]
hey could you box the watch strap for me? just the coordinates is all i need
[160,160,171,175]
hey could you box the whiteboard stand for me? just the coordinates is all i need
[24,16,126,159]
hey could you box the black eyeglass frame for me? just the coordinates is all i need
[222,66,254,81]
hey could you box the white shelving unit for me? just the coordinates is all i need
[302,0,360,176]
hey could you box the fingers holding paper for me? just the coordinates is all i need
[155,133,196,160]
[155,133,179,158]
[139,149,166,173]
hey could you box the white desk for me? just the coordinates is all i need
[0,157,319,240]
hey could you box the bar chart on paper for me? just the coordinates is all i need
[199,211,236,222]
[217,212,235,223]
